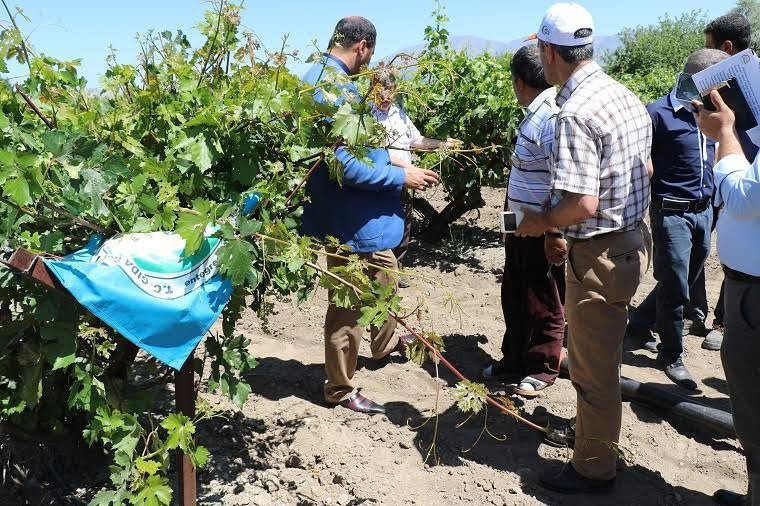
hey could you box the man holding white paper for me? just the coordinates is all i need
[481,44,565,398]
[695,88,760,506]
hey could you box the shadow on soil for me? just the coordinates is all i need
[397,332,726,506]
[403,219,502,275]
[194,411,305,504]
[248,325,731,506]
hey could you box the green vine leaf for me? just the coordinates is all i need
[4,175,31,206]
[192,445,211,468]
[175,199,212,255]
[216,238,255,286]
[405,332,445,365]
[161,413,195,452]
[135,458,161,476]
[453,380,490,414]
[132,475,173,506]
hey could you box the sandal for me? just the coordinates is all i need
[513,376,549,398]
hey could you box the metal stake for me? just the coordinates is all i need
[175,357,197,506]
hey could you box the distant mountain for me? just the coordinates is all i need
[382,34,621,63]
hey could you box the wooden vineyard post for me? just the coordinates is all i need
[175,357,197,506]
[1,248,201,505]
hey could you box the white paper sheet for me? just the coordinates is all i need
[691,49,760,126]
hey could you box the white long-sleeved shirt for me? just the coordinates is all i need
[371,104,422,165]
[713,153,760,276]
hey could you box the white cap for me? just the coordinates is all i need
[531,3,594,47]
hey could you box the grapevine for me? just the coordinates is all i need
[0,2,540,503]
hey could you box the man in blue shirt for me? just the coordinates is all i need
[627,49,728,390]
[301,17,439,415]
[695,86,760,506]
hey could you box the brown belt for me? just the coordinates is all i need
[566,230,622,244]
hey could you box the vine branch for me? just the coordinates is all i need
[15,84,55,130]
[1,0,32,76]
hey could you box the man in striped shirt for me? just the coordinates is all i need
[482,44,565,399]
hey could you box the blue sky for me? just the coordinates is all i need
[4,0,738,85]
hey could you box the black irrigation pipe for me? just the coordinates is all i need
[559,358,735,437]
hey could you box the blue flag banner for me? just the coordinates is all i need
[44,232,233,370]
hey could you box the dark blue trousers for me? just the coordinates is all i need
[629,206,712,363]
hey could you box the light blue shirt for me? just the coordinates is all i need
[713,153,760,276]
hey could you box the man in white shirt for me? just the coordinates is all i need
[695,88,760,506]
[371,70,459,274]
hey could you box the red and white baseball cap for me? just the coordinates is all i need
[527,3,594,47]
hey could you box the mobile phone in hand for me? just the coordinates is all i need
[701,81,730,112]
[500,211,518,234]
[701,78,758,131]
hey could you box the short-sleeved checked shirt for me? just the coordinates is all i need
[508,87,559,211]
[551,61,652,239]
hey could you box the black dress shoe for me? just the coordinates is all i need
[662,358,698,391]
[539,465,615,494]
[713,489,748,505]
[642,339,659,353]
[543,420,576,449]
[338,392,386,415]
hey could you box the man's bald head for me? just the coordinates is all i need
[684,48,729,74]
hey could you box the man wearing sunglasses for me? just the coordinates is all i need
[626,49,728,390]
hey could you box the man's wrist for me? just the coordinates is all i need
[545,230,564,238]
[542,208,558,231]
[717,126,739,143]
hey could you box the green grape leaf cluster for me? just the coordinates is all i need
[453,380,490,414]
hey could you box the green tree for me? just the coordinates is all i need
[604,11,708,103]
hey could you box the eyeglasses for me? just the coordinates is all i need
[672,72,700,114]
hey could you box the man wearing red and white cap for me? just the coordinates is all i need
[517,2,653,494]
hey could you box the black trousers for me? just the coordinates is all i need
[721,278,760,504]
[392,189,414,266]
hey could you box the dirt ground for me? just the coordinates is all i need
[191,186,742,506]
[0,186,743,506]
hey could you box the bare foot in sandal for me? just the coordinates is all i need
[513,376,549,398]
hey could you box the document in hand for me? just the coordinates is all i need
[690,49,760,134]
[701,78,757,131]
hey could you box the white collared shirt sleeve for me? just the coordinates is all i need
[401,108,422,145]
[714,153,760,219]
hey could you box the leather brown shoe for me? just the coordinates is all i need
[539,465,615,494]
[543,420,576,449]
[338,392,386,415]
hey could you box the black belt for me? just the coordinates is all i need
[723,265,760,284]
[651,196,711,213]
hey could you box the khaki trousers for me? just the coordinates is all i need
[566,224,651,480]
[324,249,399,403]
